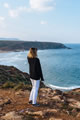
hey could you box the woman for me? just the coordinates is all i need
[27,48,44,107]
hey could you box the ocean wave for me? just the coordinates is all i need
[47,84,80,91]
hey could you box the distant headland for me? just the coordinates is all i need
[0,40,71,52]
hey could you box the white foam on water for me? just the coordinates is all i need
[48,84,80,91]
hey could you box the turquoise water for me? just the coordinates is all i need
[0,44,80,90]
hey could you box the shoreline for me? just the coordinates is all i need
[43,82,80,92]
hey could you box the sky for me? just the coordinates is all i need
[0,0,80,43]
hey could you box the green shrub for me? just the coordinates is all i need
[14,82,25,90]
[2,81,15,88]
[1,81,32,91]
[24,84,32,91]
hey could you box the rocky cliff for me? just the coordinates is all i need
[0,65,80,120]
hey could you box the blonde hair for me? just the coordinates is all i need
[27,48,37,58]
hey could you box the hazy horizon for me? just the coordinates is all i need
[0,0,80,43]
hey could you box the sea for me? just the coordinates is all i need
[0,44,80,91]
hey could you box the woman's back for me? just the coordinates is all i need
[28,57,43,80]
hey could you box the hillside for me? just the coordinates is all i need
[0,65,45,88]
[0,65,30,85]
[0,41,69,52]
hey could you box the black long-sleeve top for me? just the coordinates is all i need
[27,57,44,81]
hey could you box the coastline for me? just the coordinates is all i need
[47,83,80,92]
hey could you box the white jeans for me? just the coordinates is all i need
[29,78,40,104]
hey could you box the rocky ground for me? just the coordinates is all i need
[0,88,80,120]
[0,65,80,120]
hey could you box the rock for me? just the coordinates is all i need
[19,108,34,113]
[26,110,43,116]
[49,118,63,120]
[25,108,35,112]
[52,95,62,101]
[0,107,2,111]
[26,109,58,117]
[0,98,11,107]
[3,98,11,105]
[77,112,80,118]
[40,88,53,94]
[15,90,25,96]
[43,109,58,117]
[72,88,80,93]
[68,98,80,109]
[53,90,63,96]
[46,109,58,113]
[1,111,23,120]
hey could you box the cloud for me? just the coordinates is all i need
[9,7,31,18]
[29,0,56,12]
[9,9,19,18]
[0,16,5,28]
[0,16,5,21]
[8,0,56,18]
[3,3,9,8]
[40,21,48,25]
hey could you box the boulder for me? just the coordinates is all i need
[0,98,11,107]
[68,98,80,109]
[76,112,80,118]
[15,90,25,96]
[52,90,63,96]
[26,110,43,116]
[72,88,80,93]
[1,111,23,120]
[52,95,62,101]
[26,109,58,117]
[49,118,63,120]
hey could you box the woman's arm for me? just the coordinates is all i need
[37,58,44,81]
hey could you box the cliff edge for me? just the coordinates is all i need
[0,65,80,120]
